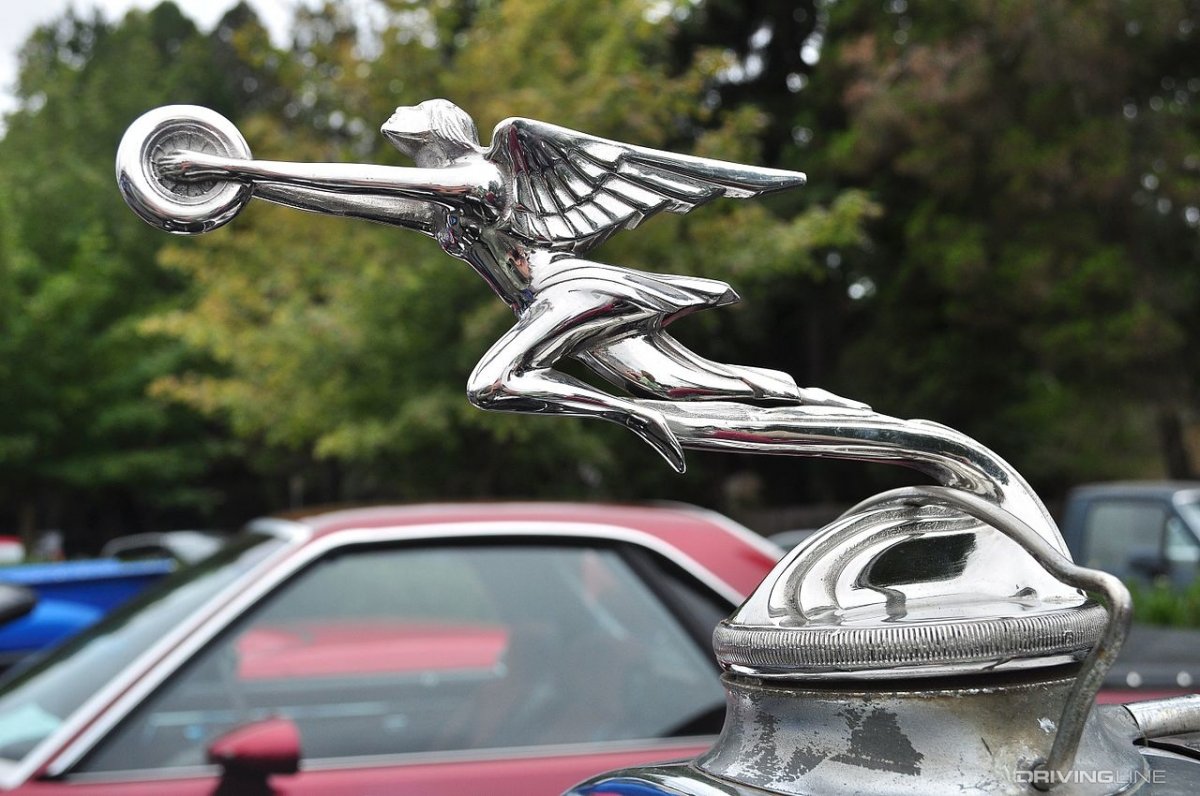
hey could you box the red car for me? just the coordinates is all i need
[0,503,779,795]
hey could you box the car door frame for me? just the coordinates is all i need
[33,520,746,788]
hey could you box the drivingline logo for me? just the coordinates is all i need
[1014,769,1167,786]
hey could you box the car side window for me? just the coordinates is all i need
[1165,517,1200,564]
[1083,501,1169,570]
[73,542,727,774]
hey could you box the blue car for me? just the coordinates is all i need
[0,558,175,669]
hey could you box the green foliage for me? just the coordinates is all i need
[1129,578,1200,628]
[807,0,1200,492]
[0,4,289,538]
[3,0,1198,538]
[141,0,878,503]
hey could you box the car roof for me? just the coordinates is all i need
[289,501,738,533]
[270,501,782,599]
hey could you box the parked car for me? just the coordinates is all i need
[99,530,225,565]
[0,502,780,795]
[0,558,175,671]
[1061,481,1200,587]
[0,540,23,567]
[0,588,34,627]
[0,534,227,670]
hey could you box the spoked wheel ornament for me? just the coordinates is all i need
[117,105,252,233]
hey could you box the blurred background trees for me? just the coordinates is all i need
[0,0,1197,549]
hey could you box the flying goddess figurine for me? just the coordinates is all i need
[117,99,866,472]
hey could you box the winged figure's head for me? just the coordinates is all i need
[382,98,480,167]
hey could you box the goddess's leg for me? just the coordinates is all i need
[581,333,868,408]
[579,331,803,401]
[466,293,686,472]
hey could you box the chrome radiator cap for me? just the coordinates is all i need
[713,494,1109,679]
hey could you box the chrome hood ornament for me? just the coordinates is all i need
[117,102,1200,795]
[116,101,864,475]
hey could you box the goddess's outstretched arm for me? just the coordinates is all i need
[250,182,437,233]
[159,150,502,216]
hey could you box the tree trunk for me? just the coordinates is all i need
[18,499,36,557]
[1157,408,1195,480]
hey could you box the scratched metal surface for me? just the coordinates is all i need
[691,674,1143,796]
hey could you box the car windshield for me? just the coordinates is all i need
[0,532,284,765]
[1176,496,1200,533]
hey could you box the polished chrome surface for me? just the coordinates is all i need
[713,602,1108,676]
[116,105,252,234]
[654,400,1091,636]
[651,401,1060,546]
[117,99,867,473]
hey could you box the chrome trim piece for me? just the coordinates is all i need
[647,401,1064,554]
[305,734,714,770]
[41,520,745,781]
[308,521,747,605]
[58,764,215,785]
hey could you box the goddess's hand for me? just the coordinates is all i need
[158,150,236,180]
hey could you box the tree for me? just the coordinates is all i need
[787,0,1200,492]
[0,3,287,545]
[146,0,878,505]
[9,0,1195,538]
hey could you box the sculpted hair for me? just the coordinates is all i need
[420,99,480,150]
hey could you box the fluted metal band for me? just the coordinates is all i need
[713,603,1108,676]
